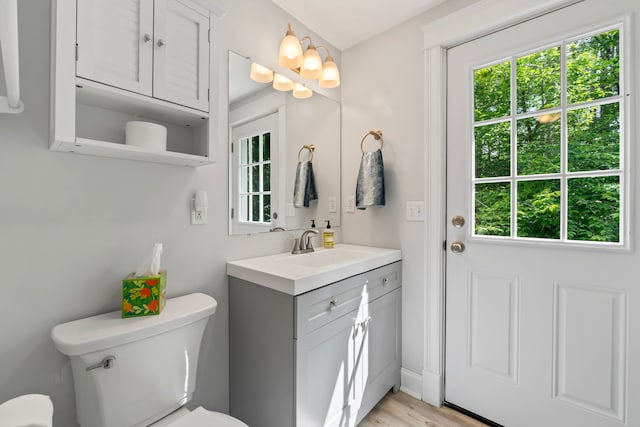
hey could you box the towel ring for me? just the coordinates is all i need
[298,144,315,161]
[360,130,383,153]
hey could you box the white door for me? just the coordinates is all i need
[153,0,210,111]
[76,0,153,95]
[445,1,639,426]
[231,113,280,234]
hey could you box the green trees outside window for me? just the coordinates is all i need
[472,28,622,243]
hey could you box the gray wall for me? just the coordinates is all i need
[0,0,339,425]
[340,0,477,388]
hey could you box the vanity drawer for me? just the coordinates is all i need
[295,261,401,338]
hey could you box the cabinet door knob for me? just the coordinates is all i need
[157,39,166,47]
[383,277,389,285]
[143,34,152,43]
[329,299,337,310]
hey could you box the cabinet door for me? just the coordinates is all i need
[296,312,358,427]
[153,0,210,111]
[356,289,401,413]
[76,0,153,95]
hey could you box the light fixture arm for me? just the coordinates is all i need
[315,45,333,61]
[300,35,315,50]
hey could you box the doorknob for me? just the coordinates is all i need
[157,39,166,47]
[450,241,465,253]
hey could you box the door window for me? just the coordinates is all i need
[239,131,272,225]
[472,27,623,244]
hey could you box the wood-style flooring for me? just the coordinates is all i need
[359,391,488,427]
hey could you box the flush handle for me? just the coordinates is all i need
[86,356,116,372]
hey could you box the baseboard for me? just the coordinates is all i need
[400,368,422,400]
[421,370,443,407]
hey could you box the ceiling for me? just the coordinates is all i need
[272,0,448,51]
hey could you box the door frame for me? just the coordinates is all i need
[420,0,584,407]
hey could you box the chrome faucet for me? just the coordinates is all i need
[291,229,320,254]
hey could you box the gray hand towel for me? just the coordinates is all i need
[356,149,385,210]
[293,160,318,208]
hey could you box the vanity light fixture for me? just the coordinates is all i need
[278,23,341,88]
[250,62,273,83]
[273,73,294,91]
[292,83,312,99]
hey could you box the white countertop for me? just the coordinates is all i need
[226,244,402,295]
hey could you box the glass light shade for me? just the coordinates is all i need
[279,32,303,69]
[250,62,273,83]
[319,57,340,88]
[272,73,294,91]
[293,83,312,99]
[300,47,323,79]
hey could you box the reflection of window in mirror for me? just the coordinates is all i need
[231,112,279,234]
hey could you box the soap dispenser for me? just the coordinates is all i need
[323,220,334,249]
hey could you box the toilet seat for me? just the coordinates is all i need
[165,407,248,427]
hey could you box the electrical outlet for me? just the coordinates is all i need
[328,196,337,213]
[191,210,207,225]
[406,201,425,221]
[346,196,355,213]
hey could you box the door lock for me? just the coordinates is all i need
[451,215,465,228]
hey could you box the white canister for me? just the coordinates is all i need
[125,121,167,151]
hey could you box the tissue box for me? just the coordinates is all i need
[122,270,166,318]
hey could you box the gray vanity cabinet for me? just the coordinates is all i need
[229,261,402,427]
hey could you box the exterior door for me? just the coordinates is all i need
[445,1,639,426]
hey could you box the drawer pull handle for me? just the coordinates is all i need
[383,277,389,285]
[329,299,337,310]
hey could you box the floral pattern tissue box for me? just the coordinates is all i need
[122,270,166,318]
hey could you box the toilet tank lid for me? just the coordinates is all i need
[51,293,217,356]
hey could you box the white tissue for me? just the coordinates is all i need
[135,243,163,277]
[0,394,53,427]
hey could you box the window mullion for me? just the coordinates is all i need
[560,39,568,242]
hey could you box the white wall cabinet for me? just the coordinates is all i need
[51,0,218,167]
[229,262,402,427]
[77,0,209,111]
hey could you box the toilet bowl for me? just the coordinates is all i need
[51,293,247,427]
[0,394,53,427]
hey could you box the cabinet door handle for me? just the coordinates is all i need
[329,299,337,311]
[157,39,166,47]
[143,34,152,43]
[383,277,389,285]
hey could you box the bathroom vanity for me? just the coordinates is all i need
[227,245,402,427]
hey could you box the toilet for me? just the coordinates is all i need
[51,293,247,427]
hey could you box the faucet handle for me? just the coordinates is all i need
[290,237,301,254]
[304,236,314,250]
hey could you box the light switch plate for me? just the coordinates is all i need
[328,196,337,213]
[346,196,355,213]
[406,201,425,221]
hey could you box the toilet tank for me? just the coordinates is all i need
[52,293,217,427]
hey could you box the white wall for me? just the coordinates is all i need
[340,0,477,395]
[0,1,339,426]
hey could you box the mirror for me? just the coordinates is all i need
[228,51,341,235]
